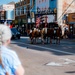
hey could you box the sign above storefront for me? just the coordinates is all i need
[3,4,15,10]
[36,0,49,13]
[0,4,15,11]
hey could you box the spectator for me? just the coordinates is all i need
[0,24,25,75]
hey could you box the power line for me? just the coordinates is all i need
[58,0,75,21]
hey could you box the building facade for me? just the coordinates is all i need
[0,2,15,24]
[57,0,75,37]
[0,10,6,21]
[15,0,30,35]
[15,0,57,35]
[14,0,75,36]
[35,0,57,26]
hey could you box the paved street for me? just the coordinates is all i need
[9,37,75,75]
[0,0,75,75]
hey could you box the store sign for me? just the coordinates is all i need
[3,4,15,10]
[0,4,14,11]
[36,0,49,13]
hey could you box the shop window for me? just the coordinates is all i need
[24,6,26,14]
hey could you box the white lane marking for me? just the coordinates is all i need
[11,41,75,55]
[46,62,62,66]
[21,37,29,39]
[46,58,75,66]
[62,58,75,64]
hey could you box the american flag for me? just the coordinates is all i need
[45,15,48,22]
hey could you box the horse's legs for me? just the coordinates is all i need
[56,37,60,44]
[33,38,36,44]
[30,38,33,44]
[41,38,45,44]
[35,37,39,44]
[50,38,52,44]
[47,37,48,44]
[41,33,45,44]
[58,38,60,44]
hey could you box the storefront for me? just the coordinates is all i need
[67,13,75,38]
[14,19,27,36]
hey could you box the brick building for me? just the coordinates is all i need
[15,0,31,35]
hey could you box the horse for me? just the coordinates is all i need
[53,26,62,44]
[43,24,62,44]
[27,23,62,44]
[44,28,54,44]
[27,28,43,44]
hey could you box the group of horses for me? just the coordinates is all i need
[27,23,62,44]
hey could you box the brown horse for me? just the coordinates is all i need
[44,27,62,44]
[45,28,54,44]
[53,26,62,44]
[27,25,62,44]
[27,28,42,44]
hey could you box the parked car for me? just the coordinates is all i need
[11,28,21,39]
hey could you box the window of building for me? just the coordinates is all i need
[20,7,22,15]
[24,1,26,4]
[21,6,24,14]
[24,6,26,14]
[15,8,18,16]
[15,8,20,16]
[15,3,20,7]
[1,16,4,20]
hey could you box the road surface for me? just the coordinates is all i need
[9,37,75,75]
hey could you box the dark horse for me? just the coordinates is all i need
[46,28,54,44]
[44,23,62,44]
[53,26,62,44]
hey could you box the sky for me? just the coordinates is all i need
[0,0,19,5]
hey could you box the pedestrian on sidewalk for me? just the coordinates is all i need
[0,24,25,75]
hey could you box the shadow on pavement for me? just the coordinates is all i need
[65,71,75,74]
[11,37,75,56]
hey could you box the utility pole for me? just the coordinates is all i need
[57,0,75,25]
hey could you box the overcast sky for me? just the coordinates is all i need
[0,0,19,5]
